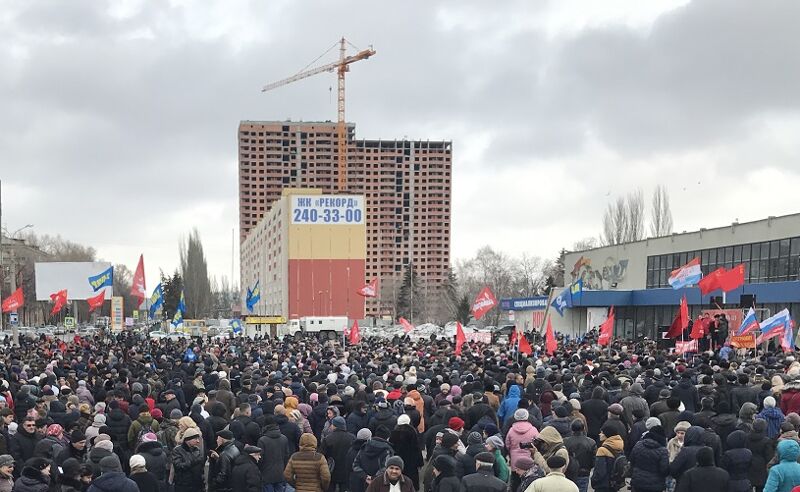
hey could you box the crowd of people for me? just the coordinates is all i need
[0,327,798,492]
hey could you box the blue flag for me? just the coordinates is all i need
[87,266,113,292]
[149,283,164,317]
[171,309,183,328]
[231,319,243,334]
[551,280,583,317]
[177,288,186,314]
[246,281,260,313]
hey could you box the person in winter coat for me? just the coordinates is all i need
[748,419,775,492]
[780,379,800,416]
[484,435,509,483]
[722,430,752,492]
[365,455,415,492]
[58,457,84,492]
[230,445,262,492]
[346,402,370,437]
[620,383,650,428]
[460,451,506,492]
[214,380,237,419]
[86,439,114,478]
[671,373,700,413]
[369,400,398,433]
[764,439,800,492]
[667,421,690,462]
[431,455,460,492]
[127,455,159,492]
[582,387,609,443]
[171,427,205,492]
[0,455,14,492]
[759,396,787,439]
[675,446,729,492]
[127,408,160,450]
[104,401,132,456]
[321,416,355,492]
[134,434,169,492]
[207,431,239,492]
[458,432,485,479]
[347,429,372,492]
[13,457,51,492]
[257,416,290,492]
[565,420,596,492]
[710,401,738,446]
[353,426,395,484]
[87,455,138,492]
[497,385,521,425]
[669,426,705,488]
[629,423,669,492]
[84,415,105,446]
[284,433,331,492]
[590,424,624,492]
[207,402,228,435]
[389,415,423,487]
[10,419,41,469]
[527,454,579,492]
[505,409,538,469]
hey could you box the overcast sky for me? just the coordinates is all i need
[3,0,800,290]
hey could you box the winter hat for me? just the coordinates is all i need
[554,406,570,418]
[142,433,158,443]
[441,432,460,449]
[26,457,50,471]
[129,455,146,470]
[787,413,800,428]
[62,458,80,477]
[170,409,183,419]
[467,432,483,445]
[608,403,624,416]
[475,451,495,464]
[100,455,122,473]
[569,399,581,411]
[94,440,114,452]
[385,456,404,470]
[547,455,567,469]
[357,428,372,440]
[70,430,86,443]
[674,421,690,433]
[93,414,106,425]
[0,455,13,468]
[486,435,504,449]
[397,414,411,426]
[331,416,347,430]
[484,423,499,436]
[764,396,777,408]
[782,421,796,433]
[515,456,535,471]
[448,417,465,431]
[182,427,201,442]
[513,409,529,422]
[753,419,768,434]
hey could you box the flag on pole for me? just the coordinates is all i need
[131,255,146,307]
[551,280,583,317]
[518,333,533,355]
[545,317,557,355]
[87,266,113,292]
[697,267,725,295]
[171,309,183,328]
[737,308,759,335]
[666,295,689,338]
[782,319,795,352]
[177,288,186,314]
[598,306,616,346]
[87,290,105,312]
[471,287,498,320]
[509,329,518,346]
[49,290,68,316]
[230,319,243,334]
[246,281,260,313]
[454,322,466,355]
[357,278,379,298]
[757,309,792,344]
[668,258,702,289]
[399,317,414,333]
[1,287,24,313]
[148,284,163,318]
[349,320,361,344]
[718,264,745,292]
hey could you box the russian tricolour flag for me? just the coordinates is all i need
[756,309,792,344]
[668,258,703,290]
[737,308,760,335]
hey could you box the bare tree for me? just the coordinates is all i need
[513,254,550,297]
[601,191,645,245]
[572,237,598,252]
[179,228,212,319]
[649,185,674,237]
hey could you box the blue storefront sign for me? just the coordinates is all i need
[500,296,549,311]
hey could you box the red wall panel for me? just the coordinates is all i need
[288,259,365,319]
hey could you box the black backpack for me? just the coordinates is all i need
[604,445,629,491]
[552,443,580,481]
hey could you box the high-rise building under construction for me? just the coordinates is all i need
[238,120,452,317]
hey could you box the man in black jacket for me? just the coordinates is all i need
[209,430,240,492]
[321,417,355,492]
[172,427,205,492]
[9,418,40,477]
[564,419,596,492]
[460,452,506,492]
[257,415,289,492]
[231,445,262,492]
[465,393,497,430]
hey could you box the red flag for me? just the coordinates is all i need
[399,317,414,333]
[718,264,745,292]
[49,289,68,316]
[87,290,105,312]
[348,320,360,344]
[1,287,24,313]
[690,316,712,340]
[598,306,616,346]
[698,267,725,295]
[131,255,146,307]
[509,329,518,345]
[471,287,498,321]
[356,278,379,298]
[518,334,533,355]
[545,317,557,355]
[454,322,466,355]
[667,295,690,338]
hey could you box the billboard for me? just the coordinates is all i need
[111,296,124,330]
[290,195,365,225]
[35,262,114,301]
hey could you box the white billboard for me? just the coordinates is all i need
[290,195,365,225]
[34,262,114,301]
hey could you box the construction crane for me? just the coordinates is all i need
[261,38,376,192]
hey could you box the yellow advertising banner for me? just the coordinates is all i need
[730,333,757,349]
[245,316,286,325]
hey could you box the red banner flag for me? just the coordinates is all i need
[666,295,689,338]
[454,322,466,355]
[545,317,557,355]
[698,267,725,295]
[675,339,698,354]
[356,278,379,298]
[690,315,711,340]
[598,306,616,346]
[87,290,105,312]
[131,255,146,307]
[1,287,24,313]
[348,320,360,344]
[509,329,518,345]
[518,334,533,355]
[471,287,498,321]
[399,317,414,333]
[718,264,745,292]
[49,289,68,316]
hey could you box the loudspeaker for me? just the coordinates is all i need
[740,294,756,308]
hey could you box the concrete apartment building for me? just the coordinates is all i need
[238,120,452,317]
